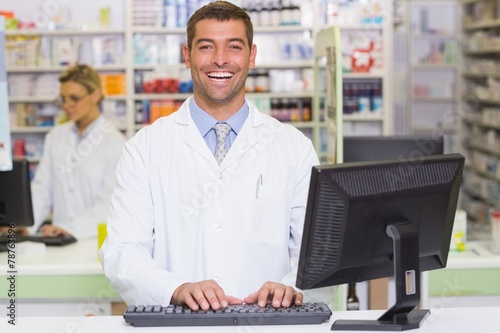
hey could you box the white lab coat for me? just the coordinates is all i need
[30,116,126,239]
[100,98,334,306]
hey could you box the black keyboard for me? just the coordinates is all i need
[0,234,77,247]
[124,302,332,327]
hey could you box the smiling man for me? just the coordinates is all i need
[100,1,333,312]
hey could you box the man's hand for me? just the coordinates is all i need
[243,281,303,308]
[39,224,70,237]
[171,280,243,311]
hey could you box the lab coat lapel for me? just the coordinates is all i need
[175,101,218,166]
[222,103,263,165]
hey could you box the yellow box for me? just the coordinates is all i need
[450,209,466,252]
[98,223,107,252]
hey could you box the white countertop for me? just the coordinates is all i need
[0,238,102,275]
[2,306,500,333]
[445,241,500,269]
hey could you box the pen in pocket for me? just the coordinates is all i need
[256,174,263,199]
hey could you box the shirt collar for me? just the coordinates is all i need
[189,98,249,138]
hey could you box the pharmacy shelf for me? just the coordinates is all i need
[133,93,191,100]
[463,97,500,105]
[464,19,500,30]
[466,143,500,159]
[463,73,500,79]
[5,28,125,36]
[404,0,461,148]
[467,165,500,184]
[412,64,458,70]
[247,92,315,99]
[412,97,456,102]
[133,64,186,71]
[253,60,314,69]
[343,114,384,122]
[465,47,500,55]
[412,33,459,39]
[104,95,127,101]
[463,187,500,209]
[411,126,456,134]
[461,0,500,234]
[461,0,481,4]
[338,24,383,31]
[9,94,126,103]
[343,72,385,79]
[253,25,312,33]
[8,96,57,103]
[10,127,51,134]
[130,27,185,34]
[7,64,127,73]
[463,116,500,130]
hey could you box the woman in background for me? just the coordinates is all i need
[30,64,126,239]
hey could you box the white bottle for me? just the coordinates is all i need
[491,209,500,254]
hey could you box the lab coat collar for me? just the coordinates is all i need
[70,115,105,140]
[175,97,264,168]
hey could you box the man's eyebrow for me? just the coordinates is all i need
[194,37,246,45]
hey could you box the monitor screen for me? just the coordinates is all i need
[0,158,34,227]
[343,135,444,163]
[296,153,464,330]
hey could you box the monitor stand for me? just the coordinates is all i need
[331,223,430,331]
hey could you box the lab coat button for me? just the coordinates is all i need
[213,224,223,232]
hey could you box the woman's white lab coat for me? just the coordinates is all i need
[30,116,126,238]
[100,98,333,306]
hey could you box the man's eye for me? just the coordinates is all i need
[230,45,243,50]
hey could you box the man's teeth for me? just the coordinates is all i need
[208,72,233,79]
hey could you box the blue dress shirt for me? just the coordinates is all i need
[189,98,249,155]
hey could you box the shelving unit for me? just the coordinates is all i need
[4,0,395,165]
[318,0,395,153]
[460,0,500,240]
[404,0,461,153]
[338,18,394,137]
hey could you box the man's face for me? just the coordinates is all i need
[183,19,256,109]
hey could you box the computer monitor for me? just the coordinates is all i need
[0,158,35,227]
[296,153,464,331]
[343,135,444,163]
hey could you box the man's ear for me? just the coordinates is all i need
[249,44,257,69]
[182,44,191,69]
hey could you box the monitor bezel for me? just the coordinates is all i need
[0,158,35,228]
[343,135,444,164]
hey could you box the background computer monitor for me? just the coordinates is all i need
[343,135,444,163]
[0,158,35,227]
[296,153,464,330]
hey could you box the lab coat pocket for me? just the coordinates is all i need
[245,176,288,245]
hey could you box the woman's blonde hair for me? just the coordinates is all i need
[59,64,104,104]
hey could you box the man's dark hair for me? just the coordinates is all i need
[186,1,254,49]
